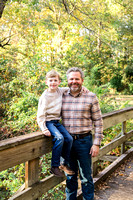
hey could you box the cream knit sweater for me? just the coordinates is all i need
[37,87,67,131]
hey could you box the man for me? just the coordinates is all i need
[61,67,103,200]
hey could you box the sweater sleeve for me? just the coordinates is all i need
[59,87,69,94]
[91,95,103,146]
[37,95,48,132]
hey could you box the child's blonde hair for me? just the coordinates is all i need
[45,70,61,80]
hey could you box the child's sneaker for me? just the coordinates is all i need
[50,167,64,177]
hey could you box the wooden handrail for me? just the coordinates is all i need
[0,107,133,200]
[102,107,133,129]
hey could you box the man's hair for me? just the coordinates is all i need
[66,67,84,79]
[46,70,61,80]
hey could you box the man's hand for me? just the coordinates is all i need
[42,129,51,137]
[90,145,99,157]
[82,86,89,93]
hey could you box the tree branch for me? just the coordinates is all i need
[62,0,112,49]
[62,0,95,33]
[0,26,14,49]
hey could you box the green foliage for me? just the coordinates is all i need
[90,65,102,86]
[0,164,25,199]
[41,184,66,200]
[125,65,133,78]
[110,74,124,92]
[1,0,133,95]
[0,58,18,101]
[40,153,52,179]
[128,83,133,94]
[0,1,133,199]
[7,91,39,132]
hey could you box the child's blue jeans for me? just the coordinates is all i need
[46,120,73,167]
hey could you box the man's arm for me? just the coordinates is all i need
[89,94,103,157]
[59,87,69,94]
[59,86,89,94]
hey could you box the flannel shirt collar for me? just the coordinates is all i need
[67,87,84,97]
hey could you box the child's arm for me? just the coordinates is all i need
[37,96,51,137]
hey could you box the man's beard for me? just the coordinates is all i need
[69,83,82,93]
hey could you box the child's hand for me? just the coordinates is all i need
[42,129,51,137]
[82,86,89,93]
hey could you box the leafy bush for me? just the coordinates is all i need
[7,91,39,132]
[90,65,102,86]
[128,83,133,94]
[110,74,124,92]
[125,65,133,78]
[0,164,25,199]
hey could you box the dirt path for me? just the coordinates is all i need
[94,155,133,200]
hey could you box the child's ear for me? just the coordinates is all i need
[45,80,48,85]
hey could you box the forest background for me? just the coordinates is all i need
[0,0,133,199]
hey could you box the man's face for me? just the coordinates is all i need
[67,71,83,94]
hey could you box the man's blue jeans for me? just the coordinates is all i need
[46,120,73,167]
[66,134,94,200]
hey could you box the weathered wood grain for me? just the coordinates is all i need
[102,107,133,130]
[9,175,65,200]
[0,137,52,172]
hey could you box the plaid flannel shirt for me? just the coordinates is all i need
[61,88,103,146]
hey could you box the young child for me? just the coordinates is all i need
[37,70,74,177]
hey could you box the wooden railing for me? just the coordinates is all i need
[0,107,133,200]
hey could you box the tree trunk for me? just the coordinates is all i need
[0,0,7,18]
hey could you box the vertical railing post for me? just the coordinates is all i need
[25,158,40,199]
[92,160,99,177]
[121,121,126,154]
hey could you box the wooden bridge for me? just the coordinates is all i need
[0,107,133,200]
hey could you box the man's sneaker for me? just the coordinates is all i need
[59,165,75,175]
[50,167,64,177]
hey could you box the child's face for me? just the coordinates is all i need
[46,76,61,92]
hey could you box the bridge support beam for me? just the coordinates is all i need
[25,158,39,188]
[121,121,126,154]
[25,158,40,200]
